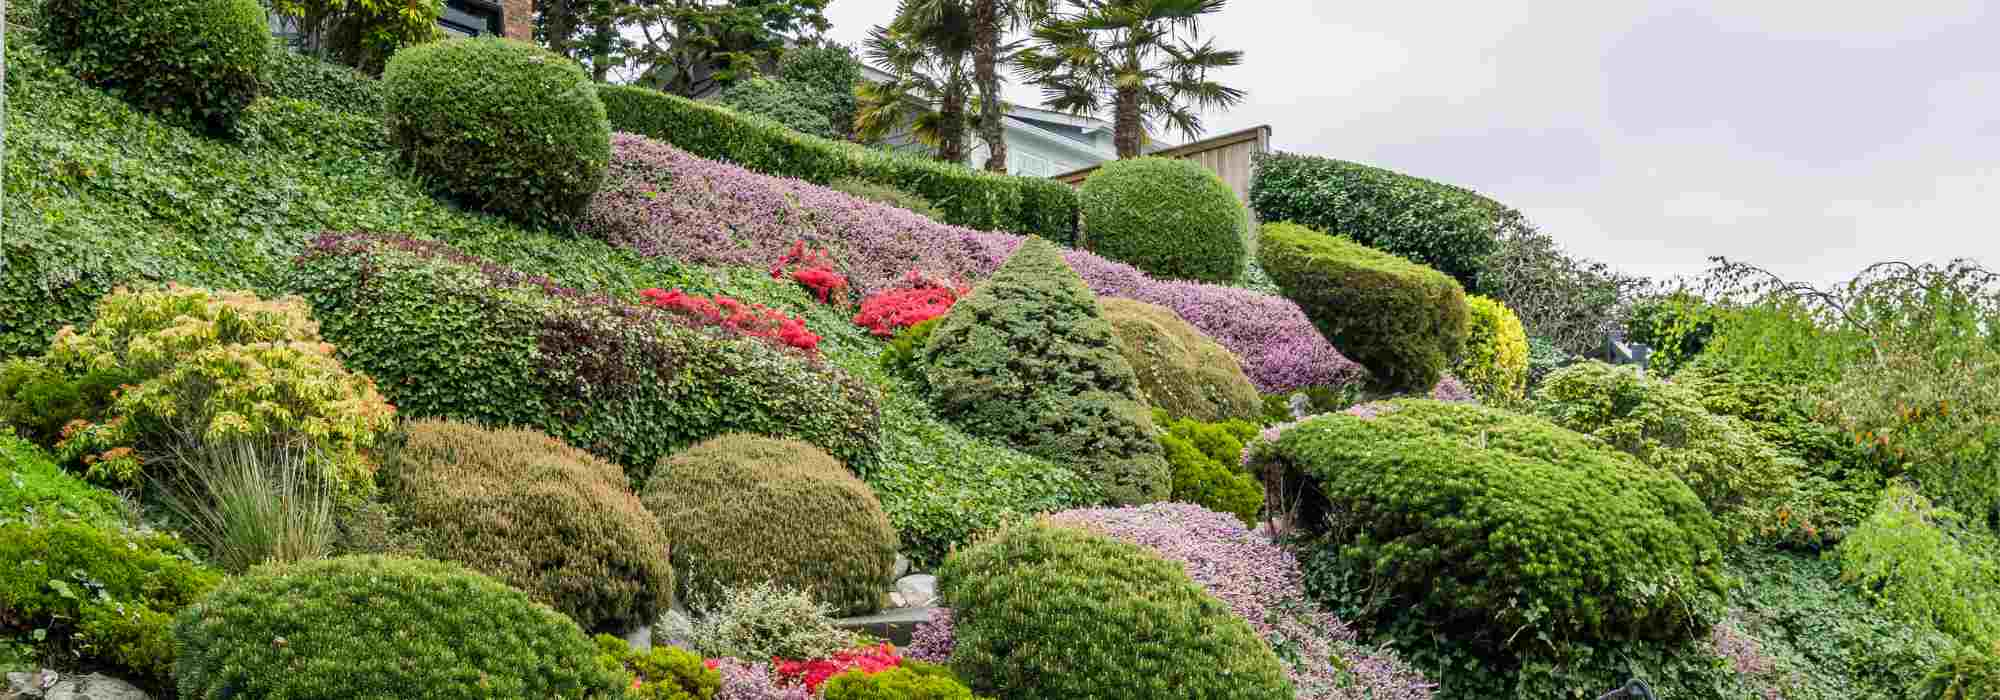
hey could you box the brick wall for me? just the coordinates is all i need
[502,0,532,41]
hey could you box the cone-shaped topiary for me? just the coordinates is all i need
[377,419,674,632]
[1457,294,1530,403]
[936,521,1293,700]
[919,238,1169,504]
[1079,157,1247,283]
[1100,297,1262,423]
[640,435,897,617]
[1259,222,1470,393]
[38,0,269,133]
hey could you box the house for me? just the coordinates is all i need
[268,0,528,47]
[857,65,1170,177]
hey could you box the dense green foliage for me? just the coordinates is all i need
[1723,546,1960,700]
[1249,151,1506,288]
[1836,485,2000,646]
[0,519,219,687]
[37,0,268,132]
[1915,641,2000,700]
[936,522,1293,700]
[679,582,853,662]
[1079,158,1246,283]
[1100,298,1261,423]
[1457,294,1530,403]
[0,432,124,526]
[919,238,1168,505]
[382,38,610,231]
[821,665,979,700]
[1524,336,1575,389]
[262,43,385,116]
[598,85,1079,243]
[641,435,897,617]
[286,233,881,483]
[174,555,621,699]
[775,43,864,138]
[1258,222,1470,393]
[831,178,947,222]
[1476,224,1647,357]
[717,76,839,139]
[1626,290,1718,376]
[1158,412,1262,525]
[596,634,721,700]
[378,420,674,632]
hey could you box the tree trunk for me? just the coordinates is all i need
[938,76,970,165]
[589,7,614,82]
[542,0,575,59]
[973,0,1008,172]
[1114,85,1143,158]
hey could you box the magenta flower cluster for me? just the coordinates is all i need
[905,609,955,665]
[582,134,1364,392]
[712,658,813,700]
[1428,374,1475,402]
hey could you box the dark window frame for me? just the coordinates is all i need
[440,0,504,37]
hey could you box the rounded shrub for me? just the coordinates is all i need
[1,519,220,687]
[936,522,1293,700]
[1258,221,1470,393]
[1251,400,1727,651]
[1157,413,1263,526]
[378,419,674,632]
[1100,298,1262,423]
[919,238,1169,505]
[641,435,897,617]
[679,582,853,661]
[382,37,611,230]
[38,0,268,132]
[173,555,621,700]
[1079,157,1247,283]
[1456,295,1530,403]
[821,664,976,700]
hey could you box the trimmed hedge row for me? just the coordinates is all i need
[1250,151,1510,288]
[284,232,882,484]
[597,85,1078,244]
[1259,222,1469,393]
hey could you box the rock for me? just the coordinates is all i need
[889,592,907,608]
[892,553,912,580]
[895,574,936,608]
[834,606,939,646]
[6,670,150,700]
[619,623,652,653]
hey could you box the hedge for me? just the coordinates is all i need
[1078,157,1246,283]
[1258,222,1469,393]
[38,0,269,133]
[597,85,1078,243]
[285,232,882,484]
[1249,150,1508,288]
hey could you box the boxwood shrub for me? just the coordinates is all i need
[1457,294,1530,403]
[1251,400,1727,652]
[37,0,269,132]
[377,419,674,632]
[597,85,1078,243]
[1249,150,1508,287]
[936,521,1293,700]
[173,555,621,700]
[383,38,611,231]
[1079,157,1246,283]
[640,435,897,617]
[919,238,1168,505]
[1258,222,1469,393]
[285,232,882,484]
[1100,297,1261,423]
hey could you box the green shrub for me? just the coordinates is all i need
[1456,294,1529,403]
[777,42,863,139]
[1100,298,1262,423]
[1249,150,1505,287]
[1532,362,1794,535]
[679,582,854,661]
[174,555,621,700]
[919,238,1168,505]
[269,0,442,76]
[37,0,268,132]
[0,519,220,687]
[596,634,721,700]
[1626,290,1718,376]
[1078,158,1246,283]
[1254,400,1727,652]
[1160,429,1261,526]
[832,178,948,222]
[262,43,384,116]
[1721,547,1960,700]
[641,435,897,617]
[0,432,123,527]
[383,37,611,231]
[234,96,390,161]
[717,76,840,139]
[378,420,674,632]
[1915,641,2000,700]
[286,232,881,483]
[1258,222,1470,393]
[598,85,1079,243]
[821,665,978,700]
[1836,484,2000,646]
[936,522,1292,700]
[1524,335,1574,389]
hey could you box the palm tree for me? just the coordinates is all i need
[1016,0,1245,158]
[898,0,1051,172]
[855,23,976,164]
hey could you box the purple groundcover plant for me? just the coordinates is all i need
[906,609,955,665]
[712,657,814,700]
[582,134,1364,392]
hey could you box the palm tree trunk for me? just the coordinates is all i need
[938,76,970,165]
[973,0,1008,172]
[1114,85,1143,158]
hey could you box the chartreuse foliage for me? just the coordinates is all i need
[1258,222,1469,393]
[0,432,123,526]
[37,0,269,132]
[936,521,1292,700]
[1100,297,1262,424]
[919,238,1168,505]
[595,634,720,700]
[1457,294,1530,403]
[1079,157,1247,284]
[1249,150,1506,288]
[1156,411,1262,526]
[820,664,980,700]
[1836,484,2000,647]
[173,555,621,700]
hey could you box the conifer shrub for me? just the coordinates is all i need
[935,522,1293,700]
[918,238,1169,505]
[1250,400,1727,652]
[640,435,897,617]
[37,0,269,132]
[1258,222,1470,393]
[174,555,621,699]
[1079,158,1246,284]
[1156,413,1263,526]
[1456,295,1530,403]
[820,665,978,700]
[596,634,722,700]
[378,420,674,632]
[382,37,611,230]
[1100,298,1262,423]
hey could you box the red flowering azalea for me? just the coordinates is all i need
[638,288,821,354]
[852,270,972,337]
[771,241,850,305]
[773,643,903,692]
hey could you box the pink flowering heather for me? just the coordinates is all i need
[906,609,955,665]
[712,658,814,700]
[582,134,1363,392]
[1048,503,1434,700]
[1428,374,1475,402]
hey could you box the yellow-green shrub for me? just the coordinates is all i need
[1258,222,1469,393]
[1100,298,1262,423]
[595,634,720,700]
[1456,295,1529,403]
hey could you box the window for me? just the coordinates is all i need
[440,0,503,38]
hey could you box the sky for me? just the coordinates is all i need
[821,0,2000,287]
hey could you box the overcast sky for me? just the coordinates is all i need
[822,0,2000,286]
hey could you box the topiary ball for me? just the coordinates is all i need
[937,522,1293,700]
[172,555,622,700]
[1258,221,1469,393]
[38,0,268,133]
[378,419,674,632]
[1079,158,1246,283]
[1100,297,1262,423]
[1456,294,1530,403]
[382,37,611,231]
[640,435,897,617]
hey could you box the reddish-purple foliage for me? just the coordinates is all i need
[1048,504,1434,700]
[906,609,955,665]
[1428,374,1475,402]
[712,658,814,700]
[582,134,1364,392]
